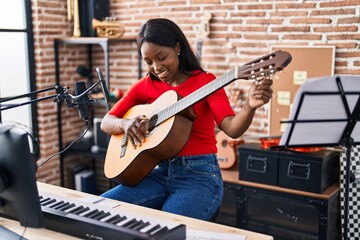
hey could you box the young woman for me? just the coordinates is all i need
[100,18,273,221]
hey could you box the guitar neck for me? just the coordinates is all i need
[156,68,239,124]
[154,49,292,128]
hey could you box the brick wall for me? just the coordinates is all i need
[31,0,360,191]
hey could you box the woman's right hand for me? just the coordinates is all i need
[122,115,149,148]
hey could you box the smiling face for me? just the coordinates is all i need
[141,41,187,86]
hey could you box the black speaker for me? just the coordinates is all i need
[79,0,110,37]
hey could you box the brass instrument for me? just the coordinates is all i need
[67,0,81,37]
[73,0,81,37]
[92,18,125,39]
[67,0,73,21]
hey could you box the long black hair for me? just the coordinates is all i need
[137,18,204,79]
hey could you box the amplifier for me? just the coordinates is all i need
[239,185,341,240]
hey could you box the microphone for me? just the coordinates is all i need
[74,81,90,121]
[95,67,110,106]
[76,65,92,78]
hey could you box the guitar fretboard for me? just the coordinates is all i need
[156,68,239,126]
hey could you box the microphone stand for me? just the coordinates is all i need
[0,85,67,112]
[0,78,110,114]
[1,68,110,187]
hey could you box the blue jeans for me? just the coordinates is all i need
[101,154,224,221]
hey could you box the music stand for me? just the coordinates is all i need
[278,75,360,240]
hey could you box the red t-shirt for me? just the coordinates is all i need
[109,71,235,156]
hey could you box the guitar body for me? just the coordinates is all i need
[216,130,244,169]
[104,90,195,186]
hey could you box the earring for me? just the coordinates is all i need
[177,52,180,56]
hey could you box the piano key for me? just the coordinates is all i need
[121,218,138,228]
[40,198,53,206]
[110,215,127,225]
[63,205,78,213]
[39,192,186,240]
[94,211,110,220]
[127,220,145,230]
[53,202,69,210]
[99,213,117,222]
[151,226,169,235]
[133,221,150,231]
[67,206,84,214]
[59,203,75,212]
[139,222,157,233]
[40,197,50,204]
[83,209,99,218]
[74,206,90,215]
[143,224,161,234]
[41,198,56,206]
[115,216,133,226]
[48,200,65,209]
[104,214,122,224]
[89,210,105,219]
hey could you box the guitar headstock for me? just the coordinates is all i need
[236,50,292,81]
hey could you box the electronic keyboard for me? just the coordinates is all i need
[39,192,186,240]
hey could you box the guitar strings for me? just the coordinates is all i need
[122,51,286,147]
[136,51,280,134]
[141,69,276,134]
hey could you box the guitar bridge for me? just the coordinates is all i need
[120,134,128,158]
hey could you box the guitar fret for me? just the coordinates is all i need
[151,51,288,128]
[155,68,238,125]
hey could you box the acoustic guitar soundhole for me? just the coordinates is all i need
[148,114,158,132]
[221,139,228,147]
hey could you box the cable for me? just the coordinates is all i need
[19,226,27,240]
[37,122,89,168]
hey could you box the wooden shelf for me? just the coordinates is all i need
[221,167,339,200]
[56,36,137,45]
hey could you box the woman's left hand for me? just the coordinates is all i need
[247,78,273,109]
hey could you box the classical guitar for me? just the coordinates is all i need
[216,83,244,169]
[104,50,292,186]
[216,130,244,169]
